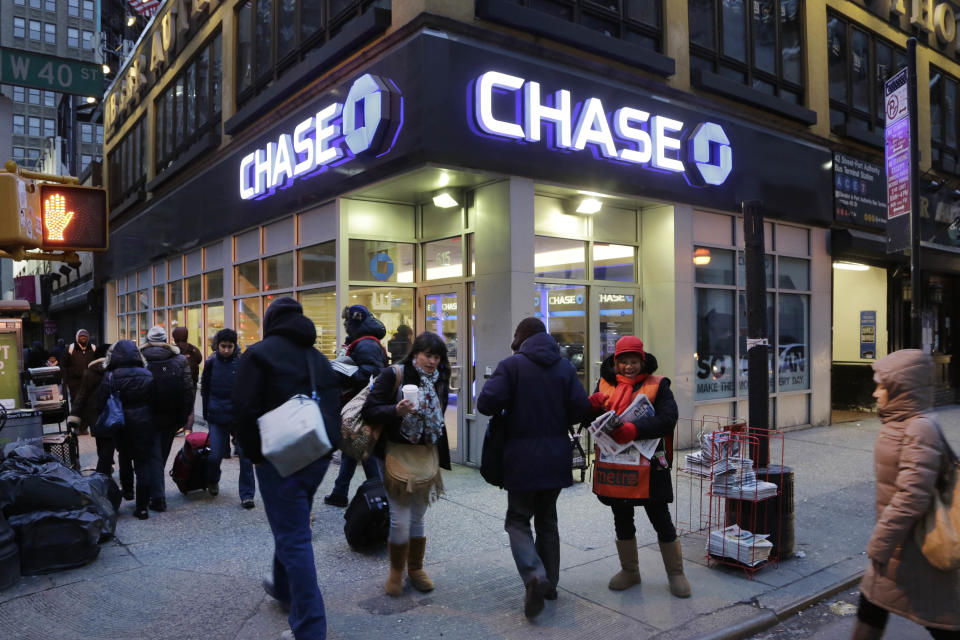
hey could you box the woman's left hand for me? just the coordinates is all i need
[611,422,637,444]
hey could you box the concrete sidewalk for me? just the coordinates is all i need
[2,408,958,640]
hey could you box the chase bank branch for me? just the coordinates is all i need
[101,0,843,458]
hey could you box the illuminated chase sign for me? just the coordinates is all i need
[240,74,401,200]
[473,71,733,187]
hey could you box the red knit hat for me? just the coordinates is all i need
[614,336,645,359]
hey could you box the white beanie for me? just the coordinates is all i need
[147,325,167,343]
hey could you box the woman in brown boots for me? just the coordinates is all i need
[586,336,691,598]
[362,331,452,597]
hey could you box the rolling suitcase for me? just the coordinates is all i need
[343,477,390,549]
[170,432,210,494]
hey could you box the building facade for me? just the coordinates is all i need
[100,0,960,460]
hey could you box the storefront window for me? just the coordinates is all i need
[154,310,166,329]
[169,280,183,306]
[348,287,415,349]
[695,289,735,399]
[205,303,224,353]
[137,313,148,342]
[349,240,415,283]
[186,275,202,302]
[118,316,126,340]
[264,253,294,290]
[186,305,202,351]
[236,260,260,294]
[423,237,463,280]
[126,292,136,311]
[152,284,164,308]
[534,283,587,387]
[300,288,337,358]
[778,257,809,290]
[736,253,774,288]
[737,292,775,394]
[598,292,636,361]
[778,294,809,391]
[138,290,149,310]
[237,298,261,348]
[169,307,184,331]
[593,243,635,282]
[117,295,126,314]
[298,242,335,285]
[535,237,586,280]
[931,66,960,171]
[205,270,223,299]
[695,247,735,285]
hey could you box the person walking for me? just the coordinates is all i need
[98,341,155,519]
[324,304,387,507]
[141,326,194,512]
[852,349,960,640]
[387,325,412,364]
[201,328,255,508]
[63,329,98,432]
[172,326,202,433]
[362,331,451,598]
[477,318,591,619]
[586,336,691,599]
[232,297,341,640]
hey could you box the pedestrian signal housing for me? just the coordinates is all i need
[0,173,42,248]
[38,184,108,251]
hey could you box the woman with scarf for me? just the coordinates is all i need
[362,331,451,597]
[586,335,691,598]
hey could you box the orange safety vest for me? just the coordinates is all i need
[593,375,663,500]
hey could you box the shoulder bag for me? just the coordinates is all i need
[92,372,125,438]
[340,364,402,462]
[913,422,960,572]
[258,353,332,478]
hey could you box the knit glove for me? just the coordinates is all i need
[588,392,607,411]
[611,422,637,444]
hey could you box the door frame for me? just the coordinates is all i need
[588,285,641,391]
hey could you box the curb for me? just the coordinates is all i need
[695,570,866,640]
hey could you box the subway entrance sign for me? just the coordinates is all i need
[0,47,104,97]
[39,184,108,251]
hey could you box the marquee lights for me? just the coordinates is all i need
[474,71,733,186]
[240,74,398,200]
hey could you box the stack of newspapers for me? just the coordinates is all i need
[711,459,777,500]
[588,393,660,460]
[707,525,773,567]
[684,432,777,500]
[683,431,741,477]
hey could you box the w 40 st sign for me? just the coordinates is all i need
[0,47,104,98]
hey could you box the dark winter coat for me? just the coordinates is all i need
[341,314,388,396]
[141,342,194,432]
[591,352,679,507]
[172,327,202,388]
[860,349,960,630]
[98,341,154,460]
[71,357,105,429]
[477,332,591,492]
[201,348,241,427]
[362,364,452,470]
[232,299,341,465]
[64,342,98,396]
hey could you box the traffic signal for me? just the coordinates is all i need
[38,184,108,251]
[0,172,42,249]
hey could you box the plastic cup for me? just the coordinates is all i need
[402,384,419,404]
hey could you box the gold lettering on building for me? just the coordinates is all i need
[934,2,956,43]
[910,0,935,32]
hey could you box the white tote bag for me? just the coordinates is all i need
[258,355,332,477]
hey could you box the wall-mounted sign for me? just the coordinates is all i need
[866,0,957,51]
[885,66,912,253]
[833,152,886,229]
[473,71,733,187]
[369,250,394,281]
[860,310,877,359]
[239,74,401,201]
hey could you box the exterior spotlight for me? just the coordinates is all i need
[127,15,136,26]
[693,247,711,266]
[102,64,111,74]
[833,261,869,271]
[576,197,602,214]
[432,188,459,208]
[85,96,96,104]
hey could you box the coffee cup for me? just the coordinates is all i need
[402,384,419,405]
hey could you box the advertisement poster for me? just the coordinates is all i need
[860,311,877,359]
[0,332,21,408]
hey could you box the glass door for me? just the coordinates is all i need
[590,287,639,390]
[419,286,466,464]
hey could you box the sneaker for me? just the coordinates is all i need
[524,577,545,619]
[280,631,294,640]
[323,493,348,507]
[241,499,255,510]
[263,579,291,613]
[207,483,219,496]
[148,498,167,512]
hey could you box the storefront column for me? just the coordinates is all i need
[810,227,831,426]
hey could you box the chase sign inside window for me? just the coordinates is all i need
[472,71,733,187]
[239,74,401,200]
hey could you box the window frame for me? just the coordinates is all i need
[67,26,79,48]
[68,0,78,15]
[29,19,41,41]
[44,22,56,45]
[14,17,26,39]
[13,115,25,135]
[930,65,960,173]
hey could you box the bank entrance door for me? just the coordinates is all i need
[590,287,640,390]
[419,286,466,464]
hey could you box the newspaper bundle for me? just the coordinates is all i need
[707,525,773,566]
[588,392,660,461]
[683,432,777,500]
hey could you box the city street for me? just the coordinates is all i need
[2,408,958,640]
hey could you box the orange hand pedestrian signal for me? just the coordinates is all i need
[43,193,75,241]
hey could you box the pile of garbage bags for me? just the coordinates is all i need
[0,443,120,589]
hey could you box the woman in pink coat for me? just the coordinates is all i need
[853,349,960,639]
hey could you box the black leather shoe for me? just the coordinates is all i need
[544,587,558,601]
[122,490,135,501]
[262,579,291,612]
[524,578,545,619]
[148,498,166,512]
[133,508,149,520]
[323,493,348,507]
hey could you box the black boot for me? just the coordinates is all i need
[149,498,166,512]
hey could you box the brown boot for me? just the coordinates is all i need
[385,542,407,597]
[850,620,884,640]
[407,536,434,592]
[658,540,691,598]
[608,538,642,591]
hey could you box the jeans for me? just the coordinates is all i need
[151,429,178,500]
[95,436,133,492]
[858,593,960,639]
[118,429,160,511]
[330,454,382,500]
[505,489,562,588]
[386,494,429,544]
[611,502,677,542]
[257,456,332,640]
[207,423,256,500]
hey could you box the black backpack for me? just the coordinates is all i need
[148,357,186,418]
[343,477,390,549]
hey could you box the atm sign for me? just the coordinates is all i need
[39,184,108,251]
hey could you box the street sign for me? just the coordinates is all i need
[38,184,108,251]
[885,67,912,252]
[0,46,104,98]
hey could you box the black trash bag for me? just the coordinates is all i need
[7,466,88,515]
[8,509,102,575]
[81,474,119,541]
[1,444,56,465]
[0,511,19,590]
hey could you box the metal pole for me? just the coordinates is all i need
[742,200,770,469]
[908,38,923,349]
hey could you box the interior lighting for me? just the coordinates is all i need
[693,247,711,266]
[576,197,603,214]
[833,261,869,271]
[126,15,136,26]
[432,188,460,208]
[102,64,111,74]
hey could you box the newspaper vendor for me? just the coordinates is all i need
[586,335,691,598]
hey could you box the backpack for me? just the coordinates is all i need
[148,357,186,419]
[344,477,390,549]
[340,365,402,463]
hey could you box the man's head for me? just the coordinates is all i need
[147,325,167,344]
[76,329,90,347]
[214,328,238,358]
[172,327,189,344]
[511,317,546,352]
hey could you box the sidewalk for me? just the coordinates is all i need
[2,408,958,640]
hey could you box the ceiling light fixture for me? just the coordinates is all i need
[576,197,603,214]
[693,247,711,266]
[432,188,460,209]
[832,261,869,271]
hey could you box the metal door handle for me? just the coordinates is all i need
[449,365,461,392]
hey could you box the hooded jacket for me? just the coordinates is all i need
[232,298,341,465]
[341,308,388,395]
[860,349,959,630]
[171,327,202,388]
[70,357,105,429]
[589,352,679,506]
[201,343,241,427]
[477,332,591,491]
[141,342,194,429]
[98,340,154,457]
[63,330,97,394]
